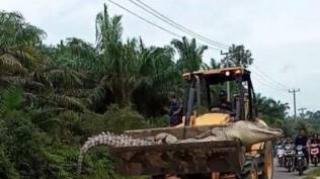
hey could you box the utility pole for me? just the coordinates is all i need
[288,88,300,120]
[298,107,307,119]
[221,50,231,102]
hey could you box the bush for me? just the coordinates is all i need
[0,145,18,179]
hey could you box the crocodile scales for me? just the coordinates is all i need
[77,120,283,174]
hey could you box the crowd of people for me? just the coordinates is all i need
[278,129,320,166]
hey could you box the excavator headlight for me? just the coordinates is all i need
[235,69,242,75]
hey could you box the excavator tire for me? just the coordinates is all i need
[240,157,258,179]
[151,175,165,179]
[151,174,210,179]
[259,141,273,179]
[180,173,211,179]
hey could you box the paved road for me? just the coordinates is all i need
[273,158,315,179]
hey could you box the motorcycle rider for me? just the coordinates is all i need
[317,134,320,157]
[295,129,309,166]
[310,133,319,144]
[311,133,320,157]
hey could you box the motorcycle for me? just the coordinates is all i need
[276,144,285,167]
[284,144,295,172]
[310,143,319,167]
[295,145,307,176]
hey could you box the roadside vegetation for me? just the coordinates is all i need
[304,168,320,179]
[0,4,319,178]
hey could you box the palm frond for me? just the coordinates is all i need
[0,54,27,74]
[48,94,86,112]
[10,46,45,68]
[45,68,85,88]
[0,76,45,90]
[0,11,46,48]
[87,85,106,106]
[62,88,91,98]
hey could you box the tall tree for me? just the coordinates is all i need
[171,36,208,72]
[95,4,143,107]
[133,41,181,116]
[221,44,253,68]
[94,5,181,108]
[0,11,46,73]
[255,93,289,125]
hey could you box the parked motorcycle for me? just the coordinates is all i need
[276,144,285,167]
[284,144,295,172]
[295,145,307,176]
[310,143,319,167]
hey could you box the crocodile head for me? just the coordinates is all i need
[228,119,283,146]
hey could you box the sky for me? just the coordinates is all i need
[1,0,320,114]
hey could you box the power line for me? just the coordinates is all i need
[128,0,229,49]
[250,68,289,91]
[108,0,222,50]
[110,0,293,93]
[251,64,290,89]
[129,0,290,89]
[107,0,182,38]
[252,74,288,93]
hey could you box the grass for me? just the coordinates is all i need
[304,167,320,179]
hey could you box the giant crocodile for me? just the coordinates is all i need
[78,120,283,174]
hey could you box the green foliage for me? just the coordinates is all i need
[80,105,148,135]
[0,86,23,116]
[255,93,289,125]
[304,167,320,179]
[0,10,46,73]
[171,36,208,72]
[0,145,18,179]
[221,44,253,68]
[0,110,47,178]
[0,11,45,48]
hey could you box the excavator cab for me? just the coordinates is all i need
[181,67,257,127]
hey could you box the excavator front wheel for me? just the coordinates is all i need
[241,158,259,179]
[260,141,273,179]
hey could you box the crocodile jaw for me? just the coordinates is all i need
[229,120,283,146]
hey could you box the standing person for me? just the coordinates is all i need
[295,129,309,165]
[169,94,182,127]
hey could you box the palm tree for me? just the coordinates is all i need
[94,4,181,108]
[0,11,91,114]
[0,11,49,92]
[221,44,253,68]
[133,41,181,116]
[0,11,46,73]
[95,4,136,107]
[52,38,98,72]
[201,58,221,70]
[171,36,208,72]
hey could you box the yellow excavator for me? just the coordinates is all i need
[109,67,274,179]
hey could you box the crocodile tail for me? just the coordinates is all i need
[78,132,155,175]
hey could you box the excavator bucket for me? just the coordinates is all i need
[109,125,245,176]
